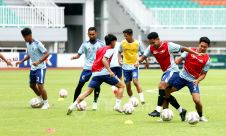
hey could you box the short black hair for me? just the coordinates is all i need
[147,32,159,40]
[123,29,133,35]
[105,34,117,45]
[21,28,32,37]
[199,37,210,47]
[88,27,97,32]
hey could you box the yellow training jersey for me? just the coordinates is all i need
[121,39,139,65]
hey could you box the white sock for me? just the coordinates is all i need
[38,96,43,101]
[69,101,77,110]
[156,106,162,113]
[177,106,183,113]
[138,92,145,102]
[43,100,48,105]
[115,99,121,107]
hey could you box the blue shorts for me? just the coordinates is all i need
[161,71,179,86]
[79,69,92,83]
[123,68,139,83]
[111,67,122,79]
[30,69,46,84]
[171,76,200,94]
[88,75,119,89]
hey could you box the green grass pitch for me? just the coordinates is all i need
[0,69,226,136]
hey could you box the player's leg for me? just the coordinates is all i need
[188,83,207,122]
[111,67,123,96]
[132,68,145,104]
[36,69,49,109]
[73,70,92,102]
[29,70,41,97]
[92,86,100,110]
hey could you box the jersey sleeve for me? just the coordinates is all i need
[168,42,181,53]
[37,42,47,54]
[144,45,152,57]
[78,43,85,55]
[202,59,210,72]
[104,49,114,59]
[138,41,144,55]
[118,44,123,53]
[181,51,188,59]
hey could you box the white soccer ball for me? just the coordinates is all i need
[29,98,43,108]
[76,101,87,111]
[59,89,68,98]
[123,103,135,115]
[129,97,139,107]
[186,111,200,125]
[161,109,174,121]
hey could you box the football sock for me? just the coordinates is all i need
[198,112,203,117]
[93,87,100,103]
[168,95,180,109]
[157,89,165,106]
[138,92,145,102]
[177,106,183,113]
[156,106,162,113]
[73,82,85,102]
[115,99,121,107]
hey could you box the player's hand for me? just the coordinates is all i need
[32,61,40,67]
[193,80,200,85]
[198,53,205,56]
[15,61,22,67]
[109,71,115,77]
[71,56,75,60]
[6,61,13,67]
[134,61,139,68]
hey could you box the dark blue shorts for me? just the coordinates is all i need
[79,69,92,83]
[171,75,200,94]
[30,69,46,84]
[161,71,179,86]
[111,66,122,79]
[88,75,119,89]
[123,68,139,83]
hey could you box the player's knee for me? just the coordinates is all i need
[159,82,167,90]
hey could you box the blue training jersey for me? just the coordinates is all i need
[26,39,47,70]
[78,39,105,70]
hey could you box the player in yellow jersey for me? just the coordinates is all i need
[118,29,146,104]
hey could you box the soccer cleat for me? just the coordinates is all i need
[66,109,73,115]
[92,102,97,111]
[179,109,187,121]
[148,110,160,117]
[200,116,208,122]
[41,103,49,110]
[113,106,123,113]
[141,101,145,105]
[66,103,76,115]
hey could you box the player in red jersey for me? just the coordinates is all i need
[67,34,125,115]
[163,37,210,122]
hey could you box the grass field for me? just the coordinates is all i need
[0,69,226,136]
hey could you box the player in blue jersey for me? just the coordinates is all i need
[0,53,12,66]
[16,28,49,109]
[70,27,105,110]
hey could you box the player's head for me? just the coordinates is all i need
[105,34,117,48]
[198,37,210,53]
[147,32,160,47]
[88,27,97,42]
[21,28,32,43]
[123,29,133,42]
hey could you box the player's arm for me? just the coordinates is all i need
[139,45,151,64]
[71,43,84,60]
[16,55,30,66]
[193,60,210,85]
[71,53,81,60]
[33,52,49,67]
[175,51,188,65]
[0,53,12,66]
[118,44,123,65]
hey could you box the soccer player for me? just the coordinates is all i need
[16,28,49,109]
[0,53,12,66]
[118,29,145,104]
[163,37,210,122]
[70,27,105,110]
[67,34,125,115]
[139,32,203,121]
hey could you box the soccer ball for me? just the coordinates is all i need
[29,98,43,108]
[186,111,200,125]
[161,109,174,121]
[76,101,87,111]
[59,89,68,98]
[129,97,139,107]
[123,103,135,115]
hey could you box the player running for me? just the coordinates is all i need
[16,28,49,109]
[67,34,124,115]
[0,53,12,66]
[118,29,145,104]
[163,37,210,122]
[70,27,105,110]
[139,32,203,121]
